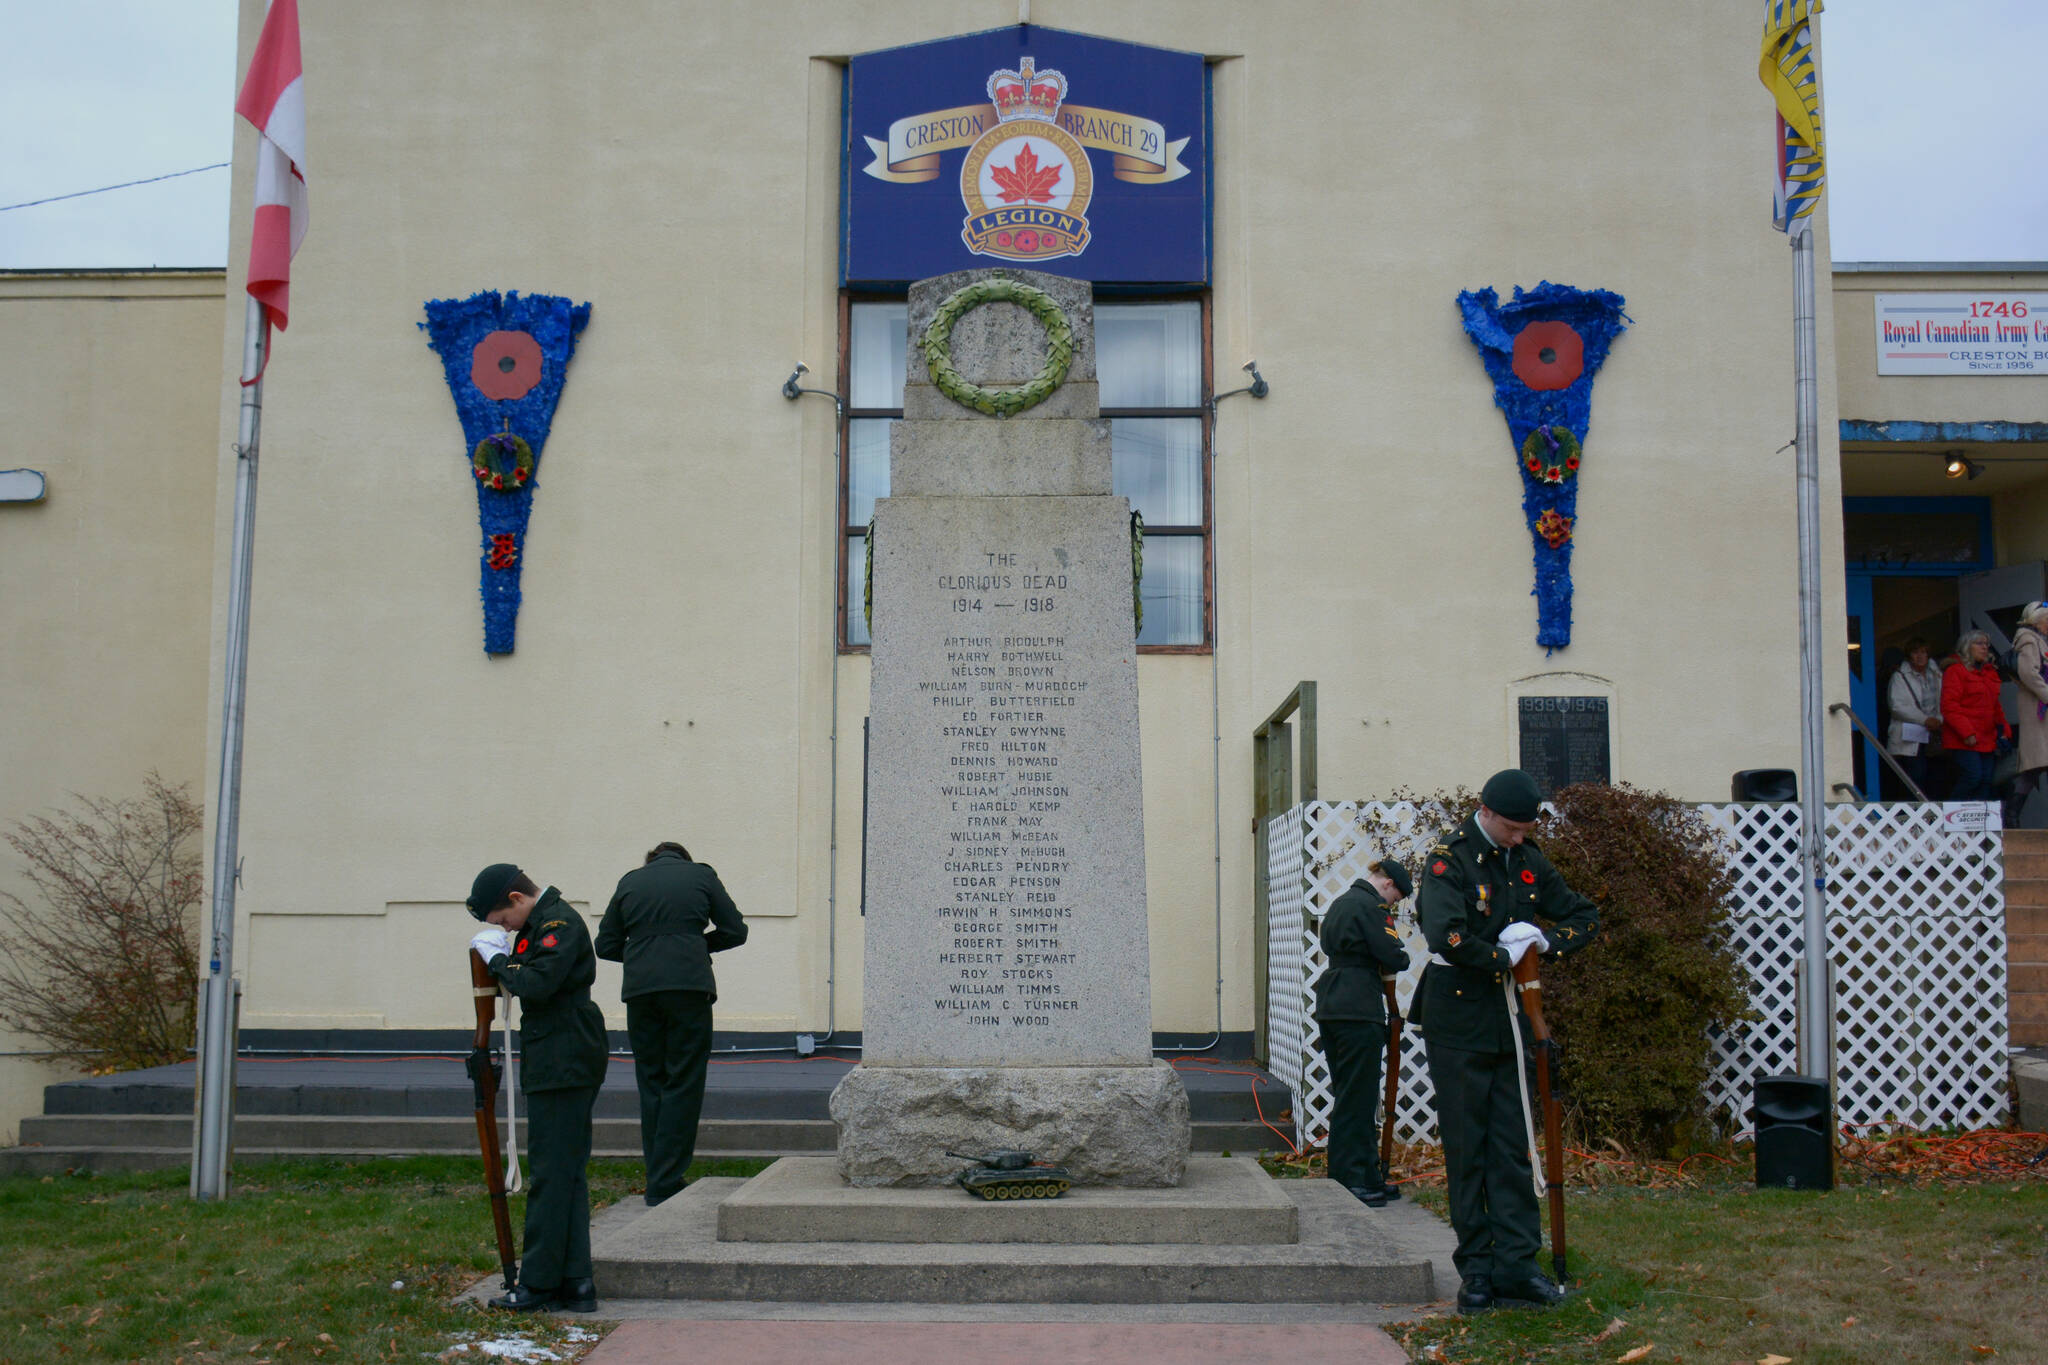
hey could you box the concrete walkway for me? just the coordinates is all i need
[581,1317,1411,1363]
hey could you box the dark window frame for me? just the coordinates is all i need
[836,290,1214,654]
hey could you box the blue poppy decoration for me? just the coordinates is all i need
[1456,282,1629,651]
[421,290,592,655]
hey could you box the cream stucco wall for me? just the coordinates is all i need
[199,0,1852,1050]
[0,271,225,1142]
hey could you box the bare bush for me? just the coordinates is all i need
[0,775,201,1071]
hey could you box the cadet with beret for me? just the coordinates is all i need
[594,841,748,1206]
[1313,857,1413,1207]
[1411,769,1598,1314]
[467,863,609,1313]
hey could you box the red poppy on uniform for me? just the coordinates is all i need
[1431,860,1448,875]
[515,938,529,954]
[1511,320,1585,391]
[1521,869,1537,884]
[471,330,545,401]
[541,934,558,948]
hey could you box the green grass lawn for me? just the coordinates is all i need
[1393,1179,2048,1364]
[5,1156,767,1365]
[8,1155,2043,1363]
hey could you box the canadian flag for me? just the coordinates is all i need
[234,0,306,335]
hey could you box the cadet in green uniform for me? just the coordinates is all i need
[595,841,748,1206]
[468,863,609,1313]
[1314,857,1413,1206]
[1411,770,1598,1314]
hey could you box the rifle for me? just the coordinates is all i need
[1378,974,1402,1180]
[467,948,519,1293]
[1511,948,1568,1282]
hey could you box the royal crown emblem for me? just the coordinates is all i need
[988,58,1068,123]
[959,58,1092,262]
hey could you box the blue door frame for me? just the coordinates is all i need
[1842,495,1995,799]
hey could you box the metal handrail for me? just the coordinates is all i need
[1829,701,1932,802]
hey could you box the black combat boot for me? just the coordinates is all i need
[1456,1275,1493,1314]
[1492,1271,1568,1308]
[488,1284,556,1312]
[556,1277,597,1313]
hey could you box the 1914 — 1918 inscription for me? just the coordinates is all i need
[1517,695,1611,798]
[863,495,1150,1067]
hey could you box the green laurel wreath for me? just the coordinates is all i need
[863,515,875,635]
[1130,509,1145,638]
[1519,425,1582,485]
[919,277,1074,418]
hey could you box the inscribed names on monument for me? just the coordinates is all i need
[863,494,1149,1067]
[1517,695,1611,798]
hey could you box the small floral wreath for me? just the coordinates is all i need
[472,432,534,491]
[1519,425,1581,485]
[1534,508,1574,549]
[919,277,1074,418]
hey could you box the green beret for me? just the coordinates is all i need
[1480,769,1543,822]
[1371,859,1414,901]
[466,863,521,920]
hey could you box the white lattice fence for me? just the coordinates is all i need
[1266,800,2011,1149]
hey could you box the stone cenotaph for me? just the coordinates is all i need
[830,268,1190,1186]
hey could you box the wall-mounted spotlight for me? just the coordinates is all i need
[1943,451,1984,481]
[782,362,843,417]
[1212,359,1270,407]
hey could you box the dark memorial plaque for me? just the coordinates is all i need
[1517,696,1610,798]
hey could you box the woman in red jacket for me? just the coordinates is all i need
[1941,631,2010,801]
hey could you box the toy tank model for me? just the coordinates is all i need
[945,1149,1072,1200]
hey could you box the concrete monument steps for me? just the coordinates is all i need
[587,1160,1450,1306]
[2004,828,2048,1046]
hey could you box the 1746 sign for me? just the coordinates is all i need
[844,26,1207,286]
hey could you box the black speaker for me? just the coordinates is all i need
[1732,769,1798,802]
[1750,1073,1833,1190]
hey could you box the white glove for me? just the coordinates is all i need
[1497,921,1550,966]
[471,926,513,961]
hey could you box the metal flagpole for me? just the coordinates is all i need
[193,295,268,1200]
[1790,221,1831,1079]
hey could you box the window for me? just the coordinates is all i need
[839,296,1210,649]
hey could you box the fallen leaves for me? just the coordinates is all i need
[1590,1317,1627,1343]
[1616,1346,1654,1363]
[1758,1355,1792,1364]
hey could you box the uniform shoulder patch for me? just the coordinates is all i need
[542,919,568,929]
[1384,925,1401,938]
[541,933,559,948]
[1431,860,1449,876]
[1430,842,1454,856]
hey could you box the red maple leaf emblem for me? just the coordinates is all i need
[990,142,1064,204]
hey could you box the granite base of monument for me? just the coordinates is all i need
[582,1156,1453,1305]
[830,1060,1190,1188]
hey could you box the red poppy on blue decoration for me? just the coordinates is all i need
[471,330,545,401]
[1512,320,1585,391]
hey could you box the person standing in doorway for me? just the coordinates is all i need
[1941,631,2009,802]
[595,842,748,1206]
[1885,636,1944,799]
[467,864,608,1313]
[2007,603,2048,826]
[1313,857,1412,1207]
[1411,770,1599,1315]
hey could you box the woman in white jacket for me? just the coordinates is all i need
[1886,636,1944,799]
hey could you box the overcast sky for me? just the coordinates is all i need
[2,1,2044,271]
